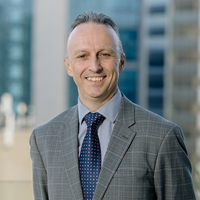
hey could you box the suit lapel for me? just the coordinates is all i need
[59,106,83,200]
[93,96,137,200]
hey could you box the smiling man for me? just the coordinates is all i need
[64,22,125,111]
[30,11,196,200]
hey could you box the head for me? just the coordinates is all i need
[66,11,124,58]
[64,11,125,110]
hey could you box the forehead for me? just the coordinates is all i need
[67,22,118,51]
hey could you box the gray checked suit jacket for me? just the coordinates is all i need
[30,95,196,200]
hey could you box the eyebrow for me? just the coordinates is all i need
[74,50,89,54]
[74,48,115,54]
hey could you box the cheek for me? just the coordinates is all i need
[71,65,84,77]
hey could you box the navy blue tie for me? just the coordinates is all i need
[79,112,105,200]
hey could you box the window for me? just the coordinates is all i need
[9,0,24,4]
[7,81,23,97]
[174,50,197,63]
[9,26,25,41]
[149,5,166,14]
[119,30,138,61]
[149,27,165,36]
[148,96,163,109]
[149,49,164,67]
[173,75,197,88]
[118,70,137,103]
[69,77,78,107]
[174,24,198,38]
[7,63,23,79]
[8,8,24,23]
[0,48,2,60]
[173,101,192,113]
[175,1,198,11]
[8,44,24,60]
[149,75,163,88]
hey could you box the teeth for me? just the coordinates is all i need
[87,77,104,82]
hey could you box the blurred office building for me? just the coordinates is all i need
[139,0,168,117]
[166,0,199,165]
[67,0,141,107]
[0,0,32,113]
[140,0,199,167]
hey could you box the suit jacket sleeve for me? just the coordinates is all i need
[30,130,49,200]
[154,125,196,199]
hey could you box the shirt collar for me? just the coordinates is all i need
[78,88,122,124]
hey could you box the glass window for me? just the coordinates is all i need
[174,50,197,63]
[175,1,198,11]
[0,48,2,60]
[149,27,165,36]
[7,63,23,79]
[149,74,163,88]
[149,5,166,14]
[8,44,23,60]
[118,70,137,103]
[173,75,196,88]
[149,49,164,67]
[174,24,198,38]
[7,81,23,97]
[9,8,24,23]
[173,101,191,113]
[69,77,78,107]
[119,30,137,61]
[9,0,24,4]
[8,26,25,41]
[148,96,163,109]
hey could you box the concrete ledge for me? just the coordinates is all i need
[0,181,34,200]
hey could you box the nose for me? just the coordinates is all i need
[88,56,103,73]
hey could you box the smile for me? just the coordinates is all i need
[87,77,105,82]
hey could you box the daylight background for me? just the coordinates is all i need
[1,0,200,199]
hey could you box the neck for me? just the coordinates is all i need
[79,91,117,112]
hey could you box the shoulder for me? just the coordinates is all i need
[32,105,78,136]
[122,95,183,139]
[122,94,171,123]
[122,96,187,158]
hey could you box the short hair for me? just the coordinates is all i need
[67,11,124,56]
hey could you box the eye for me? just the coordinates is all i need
[100,53,110,57]
[79,54,86,58]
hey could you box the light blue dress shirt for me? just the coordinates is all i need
[78,88,122,165]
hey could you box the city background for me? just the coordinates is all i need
[0,0,200,199]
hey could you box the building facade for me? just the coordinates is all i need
[166,0,199,165]
[0,0,32,113]
[140,0,199,171]
[139,0,169,116]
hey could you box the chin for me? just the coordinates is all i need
[86,89,105,97]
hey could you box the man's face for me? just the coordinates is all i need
[64,22,125,106]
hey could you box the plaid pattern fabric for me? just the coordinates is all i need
[30,95,197,200]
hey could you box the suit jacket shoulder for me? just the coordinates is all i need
[33,105,78,135]
[120,95,182,139]
[30,105,79,160]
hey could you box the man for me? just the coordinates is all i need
[30,11,196,200]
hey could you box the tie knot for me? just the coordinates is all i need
[85,112,105,129]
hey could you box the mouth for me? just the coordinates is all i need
[86,76,106,82]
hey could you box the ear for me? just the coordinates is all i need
[119,53,125,73]
[64,57,73,77]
